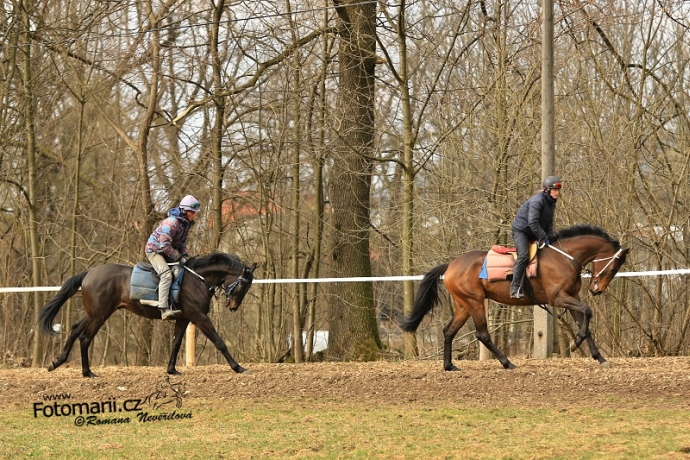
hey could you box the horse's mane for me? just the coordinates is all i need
[188,253,246,271]
[557,224,620,248]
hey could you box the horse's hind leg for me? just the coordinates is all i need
[77,316,111,378]
[47,318,87,372]
[167,319,190,375]
[568,310,609,367]
[469,301,516,369]
[442,302,472,371]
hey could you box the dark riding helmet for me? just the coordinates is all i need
[542,175,562,190]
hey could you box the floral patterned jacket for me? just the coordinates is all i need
[145,207,194,261]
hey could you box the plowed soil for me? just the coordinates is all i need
[2,357,690,411]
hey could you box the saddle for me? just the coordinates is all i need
[479,242,538,281]
[130,262,185,305]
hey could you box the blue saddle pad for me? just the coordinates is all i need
[130,263,184,304]
[479,258,489,279]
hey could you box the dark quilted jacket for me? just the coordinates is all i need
[511,190,557,241]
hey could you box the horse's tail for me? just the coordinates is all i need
[39,271,89,336]
[399,263,449,333]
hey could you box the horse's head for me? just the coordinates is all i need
[589,247,630,295]
[187,254,257,311]
[221,262,257,311]
[555,224,630,296]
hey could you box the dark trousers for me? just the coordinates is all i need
[510,228,533,293]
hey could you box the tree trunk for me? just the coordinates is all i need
[135,0,165,366]
[396,0,417,359]
[210,0,226,250]
[286,0,305,363]
[21,0,44,368]
[328,0,381,360]
[305,17,330,360]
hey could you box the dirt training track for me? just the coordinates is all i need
[1,357,689,410]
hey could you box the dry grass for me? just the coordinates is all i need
[3,358,690,458]
[3,400,690,459]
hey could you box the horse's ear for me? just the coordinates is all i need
[249,262,258,272]
[622,248,631,255]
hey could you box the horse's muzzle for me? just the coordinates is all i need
[589,279,604,296]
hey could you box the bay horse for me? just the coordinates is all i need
[39,253,257,378]
[400,224,629,371]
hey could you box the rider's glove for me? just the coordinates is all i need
[179,255,189,266]
[547,231,559,242]
[538,238,549,249]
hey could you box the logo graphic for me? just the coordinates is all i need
[142,375,186,410]
[32,376,192,426]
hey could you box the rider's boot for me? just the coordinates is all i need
[509,276,524,299]
[158,279,180,321]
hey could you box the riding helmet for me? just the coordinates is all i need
[179,195,201,212]
[542,176,562,190]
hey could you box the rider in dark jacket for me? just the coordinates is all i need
[510,176,562,298]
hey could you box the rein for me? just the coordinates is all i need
[545,243,590,276]
[184,265,248,299]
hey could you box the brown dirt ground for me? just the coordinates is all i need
[2,357,690,411]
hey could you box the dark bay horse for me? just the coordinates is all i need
[400,224,629,371]
[39,253,257,378]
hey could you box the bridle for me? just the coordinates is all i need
[591,249,625,278]
[219,272,250,297]
[528,241,623,318]
[547,243,625,286]
[183,265,250,300]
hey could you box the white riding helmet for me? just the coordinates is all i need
[179,195,201,212]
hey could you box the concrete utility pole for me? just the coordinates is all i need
[535,0,555,359]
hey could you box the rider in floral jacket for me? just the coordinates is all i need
[145,195,200,319]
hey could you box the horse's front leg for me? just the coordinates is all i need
[553,296,592,351]
[167,319,190,375]
[191,315,248,374]
[568,309,609,367]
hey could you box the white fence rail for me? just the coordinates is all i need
[0,268,687,293]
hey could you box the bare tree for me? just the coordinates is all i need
[327,0,381,359]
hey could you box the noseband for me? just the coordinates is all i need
[591,248,625,278]
[221,274,249,297]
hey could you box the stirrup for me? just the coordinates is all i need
[160,308,180,320]
[509,289,524,299]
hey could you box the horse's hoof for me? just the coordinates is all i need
[570,340,579,352]
[599,361,612,369]
[83,371,98,378]
[234,366,249,374]
[444,365,461,372]
[167,369,182,376]
[47,364,55,372]
[504,362,517,370]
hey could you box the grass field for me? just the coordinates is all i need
[2,358,690,459]
[3,400,690,459]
